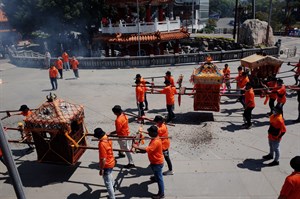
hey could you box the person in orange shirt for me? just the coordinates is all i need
[94,128,115,199]
[0,146,5,166]
[265,76,278,115]
[274,78,286,112]
[70,56,79,78]
[133,125,165,199]
[223,64,231,92]
[49,65,58,90]
[242,83,255,129]
[55,57,63,79]
[164,71,175,87]
[235,71,249,107]
[62,51,70,71]
[154,115,173,176]
[110,105,135,169]
[155,79,177,122]
[135,74,150,110]
[263,106,286,166]
[289,59,300,85]
[278,156,300,199]
[135,79,145,119]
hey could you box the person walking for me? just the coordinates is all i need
[133,125,165,199]
[275,78,286,112]
[242,82,255,129]
[278,156,300,199]
[135,78,145,121]
[153,115,173,176]
[265,76,278,115]
[70,56,79,78]
[289,59,300,85]
[263,106,286,166]
[135,74,150,110]
[223,64,231,92]
[110,105,135,169]
[154,80,177,122]
[164,71,175,87]
[55,57,63,79]
[62,51,70,71]
[49,65,58,90]
[94,128,115,199]
[235,71,249,107]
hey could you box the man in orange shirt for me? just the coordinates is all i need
[135,74,150,110]
[223,64,231,92]
[49,65,58,90]
[265,76,278,115]
[154,115,173,176]
[278,156,300,199]
[94,128,115,199]
[235,71,249,107]
[55,57,63,79]
[242,83,255,129]
[110,105,135,169]
[155,80,177,122]
[135,79,145,119]
[70,56,79,78]
[164,71,175,87]
[62,51,70,71]
[133,125,165,199]
[275,78,286,112]
[263,106,286,166]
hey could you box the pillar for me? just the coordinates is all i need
[146,4,151,22]
[158,5,164,21]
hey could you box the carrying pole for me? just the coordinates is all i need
[0,123,26,199]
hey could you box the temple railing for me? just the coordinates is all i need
[101,17,181,34]
[8,46,280,69]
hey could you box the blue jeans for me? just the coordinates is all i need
[150,164,164,196]
[268,139,280,161]
[103,168,115,199]
[63,62,70,70]
[50,77,57,90]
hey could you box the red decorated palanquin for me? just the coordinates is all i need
[93,0,190,56]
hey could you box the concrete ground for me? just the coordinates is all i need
[0,37,300,199]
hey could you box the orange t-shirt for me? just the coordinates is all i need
[267,81,277,100]
[157,123,170,151]
[115,113,130,137]
[98,135,115,169]
[146,137,164,165]
[277,85,286,104]
[140,77,148,92]
[165,76,175,87]
[245,88,255,108]
[62,53,69,63]
[235,75,249,89]
[159,86,177,105]
[71,59,79,70]
[21,110,32,117]
[279,172,300,199]
[49,67,58,78]
[223,68,230,79]
[55,59,63,70]
[268,114,286,141]
[136,84,145,103]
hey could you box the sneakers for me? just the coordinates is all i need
[268,160,279,166]
[163,170,174,176]
[124,163,135,169]
[152,194,165,199]
[262,154,273,160]
[118,153,126,158]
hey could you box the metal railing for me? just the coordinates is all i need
[8,46,279,69]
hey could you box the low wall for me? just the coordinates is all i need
[9,46,279,69]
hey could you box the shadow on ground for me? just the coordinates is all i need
[237,158,268,172]
[173,112,214,125]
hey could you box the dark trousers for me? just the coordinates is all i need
[243,107,254,126]
[295,74,299,85]
[58,69,63,78]
[73,69,79,78]
[269,98,275,112]
[238,90,245,107]
[163,149,172,171]
[50,77,58,90]
[166,104,175,121]
[138,102,145,117]
[144,93,148,109]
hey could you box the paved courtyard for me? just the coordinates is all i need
[0,37,300,199]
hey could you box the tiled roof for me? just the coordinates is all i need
[94,30,190,44]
